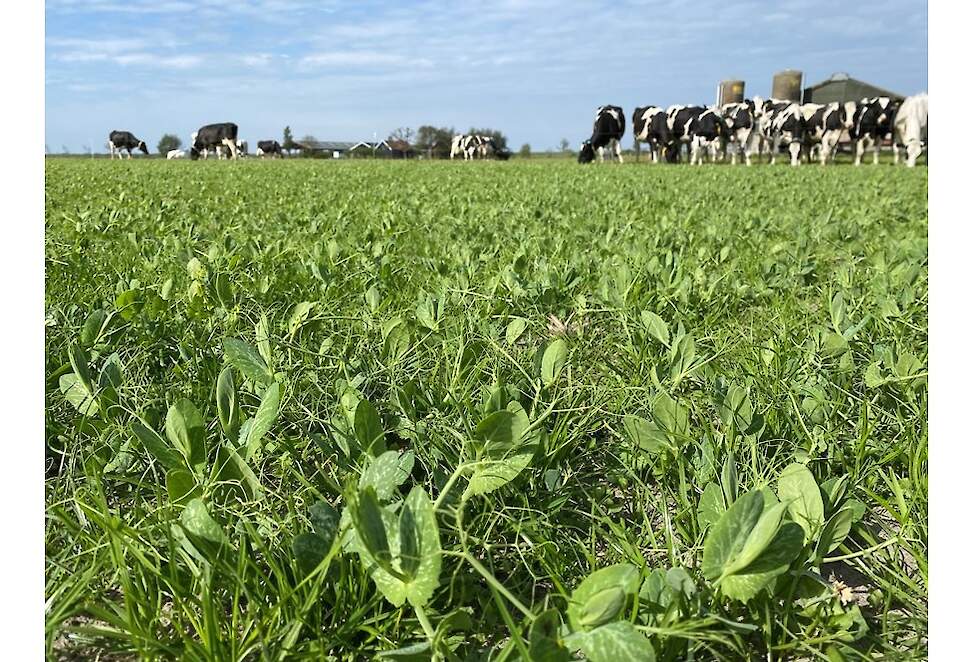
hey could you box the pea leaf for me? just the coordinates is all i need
[718,522,804,602]
[464,408,537,498]
[59,373,100,416]
[702,490,765,581]
[166,468,200,505]
[697,482,726,530]
[216,366,239,441]
[719,384,753,433]
[568,563,640,631]
[354,399,386,456]
[506,317,528,345]
[241,381,281,460]
[131,419,184,470]
[541,338,568,387]
[309,501,341,543]
[165,399,206,468]
[814,508,853,564]
[640,311,670,347]
[778,463,825,543]
[180,498,226,554]
[293,532,332,576]
[223,337,272,385]
[569,621,655,662]
[360,450,415,501]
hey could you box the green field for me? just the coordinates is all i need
[45,159,927,660]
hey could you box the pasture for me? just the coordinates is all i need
[45,159,927,660]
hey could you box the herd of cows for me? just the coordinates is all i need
[580,93,928,167]
[105,93,928,167]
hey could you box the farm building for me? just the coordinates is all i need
[296,140,357,158]
[802,72,905,104]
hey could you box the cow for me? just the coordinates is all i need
[107,131,149,159]
[719,100,758,165]
[166,149,187,159]
[892,93,927,167]
[757,100,805,166]
[801,101,857,165]
[852,97,901,166]
[633,106,669,162]
[256,140,283,158]
[659,105,707,163]
[190,123,239,160]
[578,105,625,164]
[451,134,479,160]
[688,107,726,165]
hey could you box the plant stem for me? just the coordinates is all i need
[446,551,533,618]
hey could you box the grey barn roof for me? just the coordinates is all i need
[297,140,358,151]
[803,73,905,103]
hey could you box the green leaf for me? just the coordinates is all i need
[223,337,272,385]
[568,563,640,631]
[166,469,200,505]
[725,502,789,576]
[541,338,568,387]
[697,482,726,530]
[287,301,316,338]
[180,498,226,552]
[506,317,528,345]
[255,314,273,368]
[465,408,536,498]
[216,366,239,441]
[80,310,108,348]
[59,373,100,416]
[719,384,753,433]
[215,444,264,501]
[778,463,825,543]
[702,490,765,581]
[721,452,738,508]
[571,621,655,662]
[398,485,442,607]
[354,399,386,456]
[360,450,415,501]
[351,486,396,573]
[165,399,206,468]
[310,501,341,543]
[814,508,853,564]
[241,381,281,460]
[640,311,670,347]
[131,419,183,470]
[529,608,571,662]
[830,292,847,334]
[718,522,804,602]
[293,532,332,576]
[622,415,669,456]
[69,345,94,393]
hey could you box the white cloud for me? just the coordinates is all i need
[300,51,434,69]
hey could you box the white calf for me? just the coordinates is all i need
[893,93,928,167]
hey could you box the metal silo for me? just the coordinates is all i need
[772,70,803,101]
[716,80,745,106]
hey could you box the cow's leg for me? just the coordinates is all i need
[854,137,865,166]
[225,138,239,160]
[893,143,901,165]
[820,132,835,166]
[872,137,880,165]
[789,141,801,166]
[613,139,623,164]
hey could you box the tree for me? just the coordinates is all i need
[519,143,532,158]
[389,127,415,144]
[559,138,570,152]
[157,134,181,155]
[283,126,297,152]
[415,125,456,159]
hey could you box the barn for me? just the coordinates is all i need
[802,72,905,104]
[296,140,357,158]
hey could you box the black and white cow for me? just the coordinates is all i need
[757,100,805,166]
[190,123,240,160]
[451,134,491,160]
[632,106,669,162]
[256,140,283,158]
[578,105,625,163]
[689,107,726,165]
[107,130,149,159]
[719,100,758,165]
[852,97,901,166]
[801,102,856,165]
[660,105,708,163]
[892,93,927,167]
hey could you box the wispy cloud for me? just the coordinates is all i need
[300,51,434,70]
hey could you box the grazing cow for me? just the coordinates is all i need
[660,105,707,163]
[578,105,625,164]
[451,135,498,160]
[256,140,283,158]
[633,106,669,162]
[893,93,927,167]
[757,100,805,166]
[852,97,901,166]
[802,102,857,165]
[719,100,758,165]
[107,130,149,159]
[190,123,239,160]
[166,149,187,159]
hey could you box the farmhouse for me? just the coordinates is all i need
[296,140,358,158]
[802,72,905,104]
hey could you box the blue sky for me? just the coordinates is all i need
[45,0,927,153]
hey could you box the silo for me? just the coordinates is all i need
[772,70,803,101]
[716,80,745,106]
